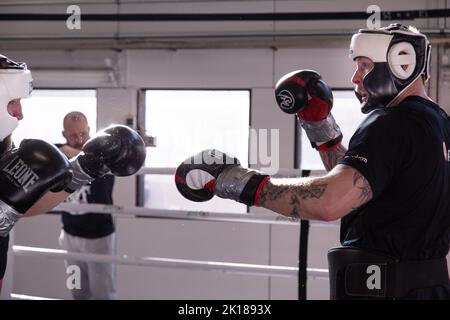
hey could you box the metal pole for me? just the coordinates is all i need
[295,118,311,300]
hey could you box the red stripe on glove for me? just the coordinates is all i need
[175,175,186,185]
[254,176,270,207]
[290,75,306,87]
[316,142,342,152]
[204,179,217,191]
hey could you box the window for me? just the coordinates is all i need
[12,89,97,146]
[143,90,250,213]
[300,90,366,170]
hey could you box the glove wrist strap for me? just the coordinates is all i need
[298,113,342,149]
[315,136,343,151]
[0,199,21,237]
[64,157,94,193]
[215,166,268,206]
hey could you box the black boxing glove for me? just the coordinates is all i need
[275,70,343,151]
[65,124,146,193]
[0,139,72,237]
[175,149,269,206]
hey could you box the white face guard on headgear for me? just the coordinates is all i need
[349,24,431,113]
[0,54,33,140]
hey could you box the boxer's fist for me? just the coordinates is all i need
[275,69,333,117]
[175,149,269,206]
[275,70,342,151]
[0,139,72,236]
[65,125,146,193]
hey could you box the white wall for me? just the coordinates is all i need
[2,0,450,300]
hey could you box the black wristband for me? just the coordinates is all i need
[64,186,76,194]
[311,133,343,150]
[239,174,269,206]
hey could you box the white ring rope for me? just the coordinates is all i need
[136,167,325,177]
[13,245,329,279]
[51,203,338,227]
[10,293,59,300]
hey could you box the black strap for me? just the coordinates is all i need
[298,170,311,300]
[311,133,343,150]
[239,174,268,206]
[0,234,10,279]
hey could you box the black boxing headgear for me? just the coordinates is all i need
[349,24,431,113]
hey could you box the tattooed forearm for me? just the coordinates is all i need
[319,144,348,172]
[352,170,373,206]
[259,180,327,218]
[289,195,300,218]
[259,182,327,206]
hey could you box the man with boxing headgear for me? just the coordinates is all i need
[0,54,72,291]
[175,24,450,299]
[0,54,147,293]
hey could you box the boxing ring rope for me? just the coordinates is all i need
[10,293,59,300]
[49,203,338,227]
[12,245,328,279]
[136,167,325,177]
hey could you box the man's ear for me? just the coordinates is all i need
[421,74,427,83]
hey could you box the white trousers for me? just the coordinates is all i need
[59,230,117,300]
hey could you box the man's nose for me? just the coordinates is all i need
[351,70,362,85]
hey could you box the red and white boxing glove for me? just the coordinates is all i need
[275,70,343,151]
[175,149,269,206]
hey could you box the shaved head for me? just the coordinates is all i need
[63,111,88,130]
[62,111,90,149]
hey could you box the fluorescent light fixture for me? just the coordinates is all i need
[31,68,116,87]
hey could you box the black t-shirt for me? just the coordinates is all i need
[61,175,115,238]
[56,144,115,238]
[0,235,9,279]
[0,137,12,279]
[339,96,450,261]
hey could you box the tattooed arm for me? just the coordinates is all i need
[258,164,372,221]
[319,143,348,172]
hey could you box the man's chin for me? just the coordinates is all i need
[360,101,371,114]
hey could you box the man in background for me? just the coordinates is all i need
[57,111,116,300]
